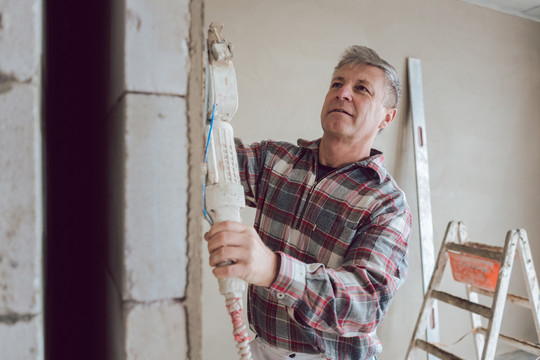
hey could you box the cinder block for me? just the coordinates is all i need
[0,84,42,315]
[0,0,41,81]
[125,301,187,360]
[124,0,189,95]
[0,315,43,359]
[123,93,188,302]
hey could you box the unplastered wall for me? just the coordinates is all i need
[106,0,204,359]
[0,0,43,358]
[202,0,540,359]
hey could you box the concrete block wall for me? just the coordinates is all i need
[0,0,43,358]
[107,0,204,359]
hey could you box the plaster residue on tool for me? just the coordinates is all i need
[203,23,252,360]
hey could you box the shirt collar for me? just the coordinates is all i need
[297,138,387,183]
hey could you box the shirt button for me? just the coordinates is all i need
[276,292,285,299]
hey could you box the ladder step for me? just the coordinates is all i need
[469,286,533,309]
[432,290,493,318]
[414,339,465,360]
[476,327,540,356]
[446,242,503,262]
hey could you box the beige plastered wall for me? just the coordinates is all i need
[202,0,540,359]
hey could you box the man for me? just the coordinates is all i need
[205,45,411,360]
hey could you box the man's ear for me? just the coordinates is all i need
[379,108,397,130]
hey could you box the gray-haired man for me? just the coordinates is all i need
[206,45,411,360]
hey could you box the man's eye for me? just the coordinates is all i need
[331,82,342,88]
[355,85,370,94]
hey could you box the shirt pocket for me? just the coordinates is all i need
[306,210,359,269]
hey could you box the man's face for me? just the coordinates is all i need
[320,63,395,146]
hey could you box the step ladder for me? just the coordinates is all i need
[405,221,540,360]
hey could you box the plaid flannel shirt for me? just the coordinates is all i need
[236,138,411,360]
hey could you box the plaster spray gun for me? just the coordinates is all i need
[203,23,252,360]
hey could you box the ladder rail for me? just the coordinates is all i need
[466,286,485,360]
[516,229,540,341]
[480,230,518,360]
[458,223,484,360]
[405,222,458,360]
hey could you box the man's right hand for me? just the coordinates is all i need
[204,220,279,288]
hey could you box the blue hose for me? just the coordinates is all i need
[202,104,217,225]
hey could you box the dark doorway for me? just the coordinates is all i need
[43,1,111,359]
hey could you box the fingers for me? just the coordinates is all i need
[209,243,252,281]
[204,220,246,241]
[210,250,266,285]
[208,244,244,268]
[205,221,250,254]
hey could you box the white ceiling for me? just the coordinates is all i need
[458,0,540,22]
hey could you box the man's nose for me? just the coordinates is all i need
[336,85,352,101]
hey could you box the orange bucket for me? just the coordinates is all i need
[448,251,501,292]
